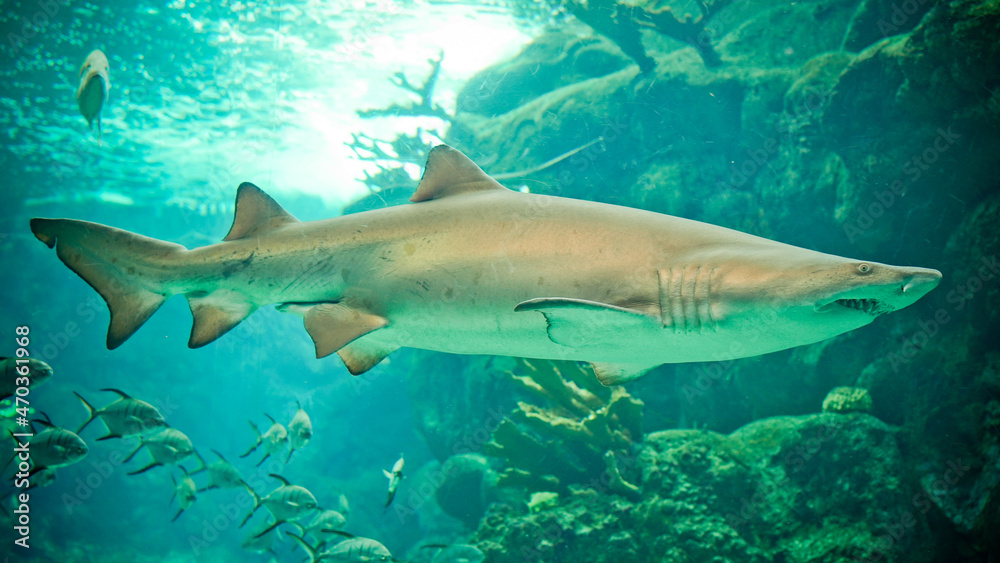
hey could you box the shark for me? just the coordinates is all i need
[29,145,942,385]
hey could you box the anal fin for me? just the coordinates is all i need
[279,302,389,359]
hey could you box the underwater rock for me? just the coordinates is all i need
[840,0,936,51]
[434,454,500,528]
[823,0,1000,252]
[822,386,874,413]
[456,31,630,117]
[475,413,928,562]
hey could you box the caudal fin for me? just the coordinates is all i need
[30,218,185,349]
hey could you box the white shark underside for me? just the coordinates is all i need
[30,146,942,384]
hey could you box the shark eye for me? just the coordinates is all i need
[857,263,873,275]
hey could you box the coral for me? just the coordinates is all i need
[566,0,729,71]
[474,413,929,562]
[483,360,643,496]
[357,53,451,121]
[822,386,874,414]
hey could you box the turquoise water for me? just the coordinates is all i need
[2,0,998,561]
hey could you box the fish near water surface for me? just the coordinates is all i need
[75,49,110,145]
[30,145,943,385]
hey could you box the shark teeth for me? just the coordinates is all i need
[833,298,887,315]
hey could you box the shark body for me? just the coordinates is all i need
[30,146,942,384]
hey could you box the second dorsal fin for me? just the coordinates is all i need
[224,183,300,241]
[410,145,510,203]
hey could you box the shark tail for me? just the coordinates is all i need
[30,218,256,350]
[30,219,184,350]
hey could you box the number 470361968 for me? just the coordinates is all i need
[12,326,32,413]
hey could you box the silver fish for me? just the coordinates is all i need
[8,414,87,477]
[241,413,288,466]
[290,533,394,563]
[170,467,197,522]
[383,454,403,509]
[240,473,320,536]
[194,449,246,492]
[290,509,347,546]
[428,544,485,563]
[75,388,167,440]
[286,400,313,463]
[0,358,53,400]
[123,427,194,475]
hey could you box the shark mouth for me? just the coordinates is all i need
[814,296,893,315]
[829,298,891,315]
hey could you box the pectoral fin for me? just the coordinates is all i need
[279,302,389,359]
[514,298,657,348]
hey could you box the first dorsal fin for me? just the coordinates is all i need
[224,183,299,241]
[410,145,511,203]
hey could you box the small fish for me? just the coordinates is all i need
[241,521,279,556]
[424,544,486,563]
[290,532,395,563]
[240,473,320,536]
[290,509,347,546]
[75,49,110,145]
[0,358,53,400]
[4,414,87,483]
[286,400,313,463]
[193,449,246,492]
[240,413,288,466]
[123,428,194,475]
[75,388,168,440]
[383,454,404,510]
[170,466,197,522]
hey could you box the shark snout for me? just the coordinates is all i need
[901,268,942,295]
